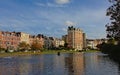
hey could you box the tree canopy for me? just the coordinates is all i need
[18,41,30,51]
[31,40,43,51]
[106,0,120,41]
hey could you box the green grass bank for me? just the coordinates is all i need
[0,50,99,57]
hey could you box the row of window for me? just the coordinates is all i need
[1,33,20,37]
[0,41,19,45]
[1,37,20,41]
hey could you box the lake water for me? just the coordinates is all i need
[0,52,119,75]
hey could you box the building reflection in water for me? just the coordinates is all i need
[84,52,99,75]
[0,52,119,75]
[0,55,44,75]
[53,54,66,75]
[65,52,85,75]
[0,53,85,75]
[84,52,120,75]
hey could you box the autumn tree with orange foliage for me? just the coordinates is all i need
[31,40,43,51]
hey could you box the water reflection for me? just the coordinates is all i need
[65,53,84,75]
[0,52,119,75]
[84,52,120,75]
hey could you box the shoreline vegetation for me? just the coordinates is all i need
[98,42,120,63]
[103,0,120,63]
[0,50,99,58]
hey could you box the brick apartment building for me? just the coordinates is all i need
[0,28,86,51]
[67,26,86,50]
[0,31,20,50]
[0,31,45,50]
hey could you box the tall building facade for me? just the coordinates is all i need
[67,26,85,50]
[17,32,30,44]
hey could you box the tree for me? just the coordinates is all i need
[18,42,30,51]
[64,43,68,48]
[106,0,120,42]
[31,40,43,51]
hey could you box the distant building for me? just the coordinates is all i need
[86,39,107,49]
[86,39,95,49]
[17,32,30,44]
[44,37,54,49]
[67,26,86,50]
[0,29,87,51]
[36,34,44,47]
[62,35,68,44]
[0,31,2,47]
[83,33,87,49]
[0,31,20,50]
[29,35,36,45]
[53,38,65,47]
[29,34,44,48]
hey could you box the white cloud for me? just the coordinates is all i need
[65,20,76,26]
[47,2,65,7]
[35,2,65,7]
[25,7,109,38]
[55,0,71,4]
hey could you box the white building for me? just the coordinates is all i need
[54,38,65,47]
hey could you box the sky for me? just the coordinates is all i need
[0,0,110,39]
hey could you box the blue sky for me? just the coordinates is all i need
[0,0,110,39]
